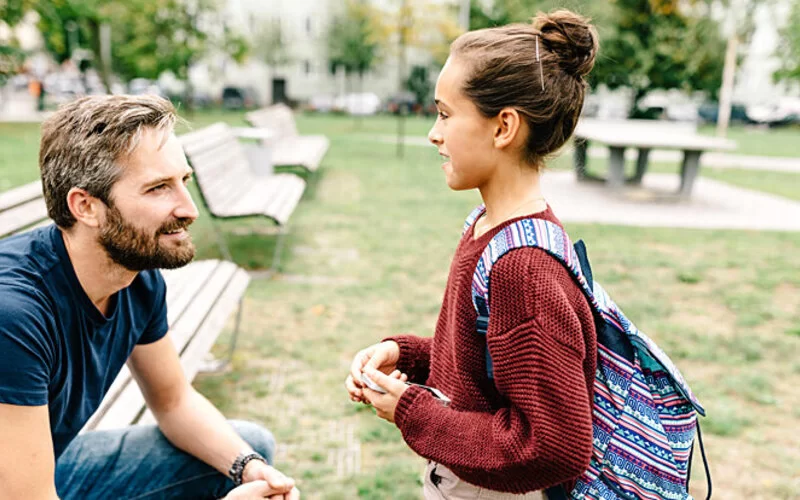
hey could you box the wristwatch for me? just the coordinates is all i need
[229,451,268,486]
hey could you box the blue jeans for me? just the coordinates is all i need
[55,420,276,500]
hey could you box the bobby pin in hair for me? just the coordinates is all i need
[535,35,545,91]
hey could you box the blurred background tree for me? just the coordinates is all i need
[327,0,387,95]
[254,18,292,76]
[468,0,727,118]
[102,0,250,110]
[0,0,29,85]
[774,0,800,86]
[2,0,249,108]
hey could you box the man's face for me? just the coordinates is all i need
[99,127,199,271]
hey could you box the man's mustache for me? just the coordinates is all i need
[158,218,193,235]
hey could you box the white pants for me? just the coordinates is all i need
[423,462,547,500]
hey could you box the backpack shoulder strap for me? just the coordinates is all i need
[465,208,706,414]
[467,210,595,378]
[471,215,595,321]
[463,204,486,236]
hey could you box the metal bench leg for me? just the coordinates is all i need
[271,225,289,272]
[607,146,626,190]
[679,151,702,199]
[210,216,233,262]
[198,296,244,374]
[574,138,588,181]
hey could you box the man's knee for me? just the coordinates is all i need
[229,420,276,465]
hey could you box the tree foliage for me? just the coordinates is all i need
[254,19,291,69]
[593,1,725,100]
[774,0,800,85]
[469,0,726,108]
[1,0,249,88]
[103,0,249,83]
[327,0,386,77]
[0,0,32,83]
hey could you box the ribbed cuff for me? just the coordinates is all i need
[383,335,430,382]
[394,384,426,430]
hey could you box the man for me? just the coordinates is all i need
[0,95,299,499]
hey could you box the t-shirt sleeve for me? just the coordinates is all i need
[137,270,169,345]
[0,287,54,407]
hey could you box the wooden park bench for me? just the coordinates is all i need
[245,103,329,172]
[179,122,306,267]
[573,118,737,198]
[0,181,251,431]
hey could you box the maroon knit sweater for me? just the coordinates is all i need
[386,207,597,493]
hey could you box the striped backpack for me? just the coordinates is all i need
[465,206,711,500]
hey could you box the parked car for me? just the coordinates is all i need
[128,78,165,97]
[221,86,259,110]
[698,102,753,125]
[745,98,800,127]
[307,94,335,113]
[384,92,416,115]
[333,92,381,115]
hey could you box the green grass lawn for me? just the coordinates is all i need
[698,124,800,158]
[1,112,799,498]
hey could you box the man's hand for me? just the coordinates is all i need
[223,480,300,499]
[360,368,410,423]
[345,341,402,403]
[241,460,297,499]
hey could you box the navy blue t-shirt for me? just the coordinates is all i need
[0,225,168,459]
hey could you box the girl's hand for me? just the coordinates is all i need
[345,341,401,403]
[360,368,409,423]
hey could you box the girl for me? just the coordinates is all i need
[346,9,599,499]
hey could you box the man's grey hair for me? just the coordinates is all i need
[39,94,178,228]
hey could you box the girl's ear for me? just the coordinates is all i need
[493,107,523,150]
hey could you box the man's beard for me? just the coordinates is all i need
[99,204,195,271]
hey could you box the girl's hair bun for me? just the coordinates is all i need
[533,9,598,79]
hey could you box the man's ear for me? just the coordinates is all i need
[66,187,105,228]
[493,107,524,150]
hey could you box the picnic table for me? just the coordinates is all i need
[572,119,737,198]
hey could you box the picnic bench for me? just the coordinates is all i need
[245,103,329,172]
[179,122,306,267]
[0,181,251,431]
[572,119,737,198]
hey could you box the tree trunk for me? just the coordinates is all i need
[183,62,195,115]
[629,87,648,119]
[355,71,364,129]
[87,20,112,94]
[716,33,739,137]
[396,0,409,159]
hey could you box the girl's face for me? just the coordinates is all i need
[428,57,497,191]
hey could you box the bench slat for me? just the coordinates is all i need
[245,104,298,139]
[136,268,250,426]
[163,260,221,324]
[0,198,49,239]
[271,136,329,171]
[180,123,233,157]
[0,181,43,212]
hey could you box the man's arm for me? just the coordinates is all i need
[127,336,294,495]
[0,403,59,500]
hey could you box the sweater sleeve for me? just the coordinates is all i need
[393,249,595,492]
[382,334,432,384]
